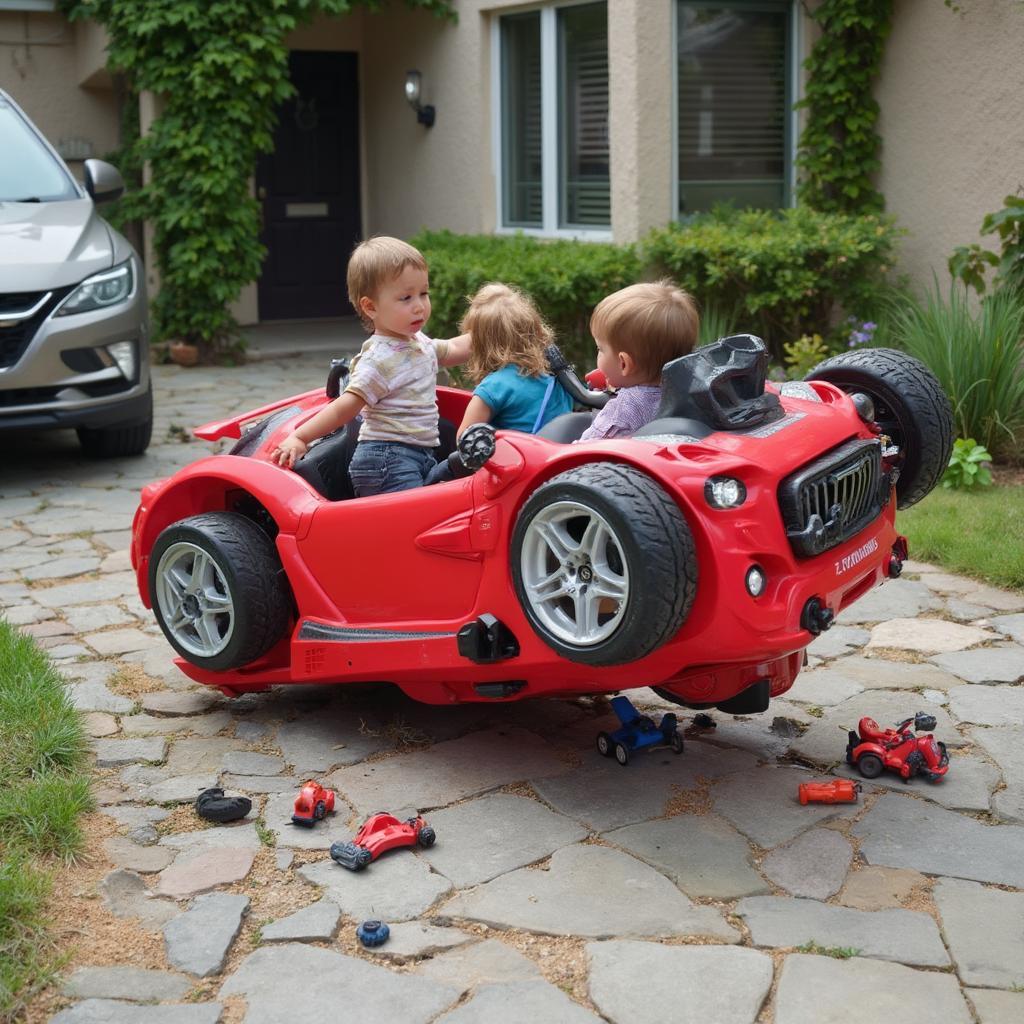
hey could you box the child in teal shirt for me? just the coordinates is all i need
[457,283,571,436]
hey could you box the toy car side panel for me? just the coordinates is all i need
[296,475,485,623]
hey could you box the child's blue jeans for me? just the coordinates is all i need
[348,440,442,497]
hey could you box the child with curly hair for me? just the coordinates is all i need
[426,283,572,483]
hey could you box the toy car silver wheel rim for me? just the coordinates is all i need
[519,500,628,646]
[154,541,235,658]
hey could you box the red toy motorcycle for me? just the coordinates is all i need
[846,712,949,783]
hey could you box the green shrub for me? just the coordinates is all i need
[783,334,831,379]
[943,438,993,490]
[949,191,1024,298]
[414,230,642,369]
[878,284,1024,460]
[644,206,900,358]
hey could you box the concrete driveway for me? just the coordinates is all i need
[3,354,1024,1024]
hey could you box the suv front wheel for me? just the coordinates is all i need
[77,383,154,458]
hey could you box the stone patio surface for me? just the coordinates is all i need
[2,352,1022,1023]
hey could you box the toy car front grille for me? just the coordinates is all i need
[778,439,887,558]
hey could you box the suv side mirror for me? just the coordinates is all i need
[83,159,124,203]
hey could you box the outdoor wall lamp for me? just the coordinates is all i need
[404,70,436,127]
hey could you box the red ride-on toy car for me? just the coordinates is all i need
[291,781,336,826]
[846,712,950,783]
[130,336,952,717]
[330,812,436,871]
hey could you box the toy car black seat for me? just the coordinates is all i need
[635,334,783,439]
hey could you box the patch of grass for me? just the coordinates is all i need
[796,939,861,959]
[897,483,1024,592]
[0,619,93,1018]
[805,706,824,718]
[254,819,275,848]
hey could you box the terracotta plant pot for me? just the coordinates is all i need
[168,340,200,367]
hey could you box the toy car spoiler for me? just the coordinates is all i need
[193,387,324,441]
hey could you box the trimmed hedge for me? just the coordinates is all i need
[645,207,900,355]
[415,208,901,366]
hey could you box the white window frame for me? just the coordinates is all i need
[491,0,612,242]
[671,0,802,219]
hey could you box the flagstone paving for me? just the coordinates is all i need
[2,354,1023,1021]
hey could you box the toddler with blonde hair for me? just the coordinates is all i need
[455,283,572,437]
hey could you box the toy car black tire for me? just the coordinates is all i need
[511,463,697,666]
[418,826,436,848]
[195,787,252,823]
[149,512,292,671]
[314,801,326,821]
[614,742,630,766]
[857,753,884,779]
[671,731,684,755]
[806,348,953,509]
[596,732,613,757]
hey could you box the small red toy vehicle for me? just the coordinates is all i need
[846,712,950,783]
[130,337,952,715]
[291,780,336,826]
[798,779,861,804]
[330,812,436,871]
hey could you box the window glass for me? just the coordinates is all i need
[501,12,543,228]
[558,2,609,228]
[0,103,78,202]
[677,3,790,215]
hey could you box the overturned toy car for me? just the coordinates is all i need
[130,336,952,712]
[330,812,435,871]
[598,695,683,765]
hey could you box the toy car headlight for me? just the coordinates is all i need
[705,476,747,509]
[745,565,767,597]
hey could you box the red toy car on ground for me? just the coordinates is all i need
[291,781,336,826]
[798,779,861,804]
[330,812,436,871]
[130,337,952,714]
[846,713,950,782]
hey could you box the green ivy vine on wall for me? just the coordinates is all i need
[60,0,454,357]
[795,0,894,215]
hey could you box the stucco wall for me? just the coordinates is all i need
[0,10,118,173]
[358,0,675,243]
[877,0,1024,294]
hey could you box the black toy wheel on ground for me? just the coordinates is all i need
[671,731,684,754]
[418,826,436,848]
[596,732,612,757]
[314,801,326,821]
[149,511,292,671]
[614,742,630,766]
[511,463,698,666]
[857,753,884,779]
[356,847,373,869]
[805,348,953,509]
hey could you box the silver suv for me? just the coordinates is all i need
[0,88,151,456]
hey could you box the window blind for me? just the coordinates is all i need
[677,3,789,214]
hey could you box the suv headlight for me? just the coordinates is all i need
[55,261,134,316]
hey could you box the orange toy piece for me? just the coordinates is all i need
[799,779,861,805]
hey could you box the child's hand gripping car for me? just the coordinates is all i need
[330,812,436,871]
[291,781,336,826]
[597,695,683,765]
[846,712,950,782]
[130,337,952,718]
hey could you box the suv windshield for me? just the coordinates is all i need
[0,99,79,203]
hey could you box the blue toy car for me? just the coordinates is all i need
[597,696,684,766]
